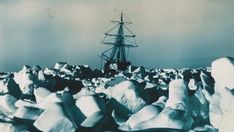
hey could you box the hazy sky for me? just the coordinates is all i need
[0,0,234,71]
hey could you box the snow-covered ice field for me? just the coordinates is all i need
[0,57,233,132]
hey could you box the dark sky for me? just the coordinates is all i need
[0,0,234,72]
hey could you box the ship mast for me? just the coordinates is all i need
[100,12,138,71]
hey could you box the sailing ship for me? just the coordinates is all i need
[100,12,138,72]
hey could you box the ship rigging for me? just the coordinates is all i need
[100,12,138,72]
